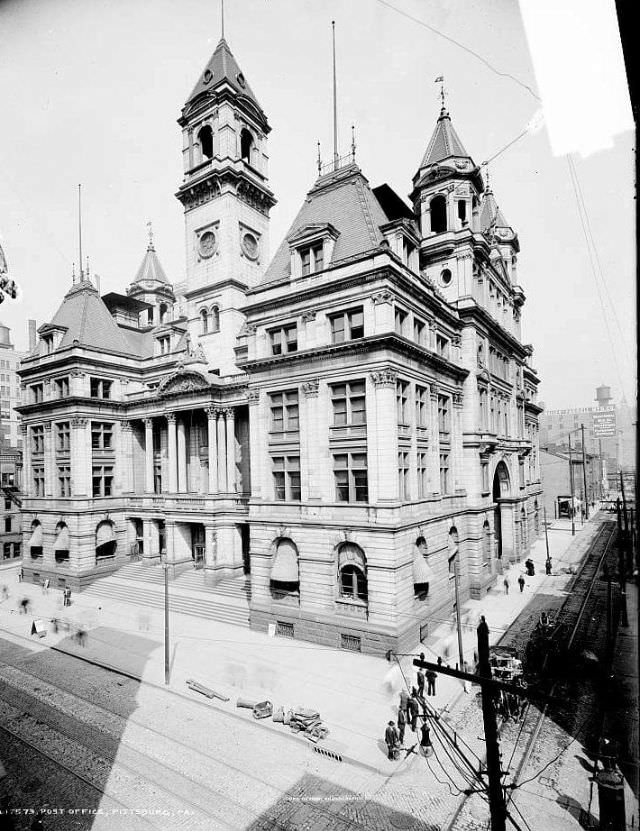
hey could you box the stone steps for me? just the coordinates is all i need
[114,563,252,600]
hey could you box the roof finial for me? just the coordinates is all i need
[435,75,446,115]
[147,220,155,251]
[78,184,83,281]
[317,140,322,175]
[484,162,491,191]
[221,0,225,40]
[71,262,76,285]
[85,255,90,279]
[351,124,356,162]
[332,21,338,171]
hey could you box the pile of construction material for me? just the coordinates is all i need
[236,699,329,742]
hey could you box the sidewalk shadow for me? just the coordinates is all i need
[245,771,439,831]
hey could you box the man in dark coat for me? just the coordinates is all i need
[396,705,406,745]
[385,721,398,759]
[408,689,420,731]
[417,667,425,698]
[420,721,432,751]
[399,688,410,721]
[518,574,525,593]
[426,668,437,696]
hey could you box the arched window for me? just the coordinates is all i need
[240,128,254,164]
[147,307,154,325]
[270,538,299,597]
[159,303,168,324]
[482,520,492,563]
[413,536,433,599]
[337,542,367,602]
[200,308,209,334]
[198,125,213,160]
[28,520,43,559]
[430,195,447,233]
[96,521,117,560]
[210,305,220,332]
[457,200,467,225]
[54,522,70,563]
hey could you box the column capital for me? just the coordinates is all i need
[301,310,316,322]
[144,418,154,428]
[247,390,260,406]
[452,392,463,408]
[165,413,176,423]
[70,370,85,378]
[371,289,394,306]
[370,369,397,387]
[430,384,439,401]
[121,420,132,432]
[71,417,88,428]
[222,407,235,419]
[43,421,52,432]
[301,379,319,397]
[19,424,28,435]
[205,405,217,418]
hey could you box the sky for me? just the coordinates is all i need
[0,0,635,410]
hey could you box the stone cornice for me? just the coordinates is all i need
[457,302,528,359]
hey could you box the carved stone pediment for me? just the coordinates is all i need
[159,369,210,396]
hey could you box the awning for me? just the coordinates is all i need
[96,522,116,546]
[54,525,70,551]
[271,539,299,583]
[338,542,365,571]
[413,552,434,585]
[28,525,43,548]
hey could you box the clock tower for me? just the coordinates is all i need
[176,36,276,374]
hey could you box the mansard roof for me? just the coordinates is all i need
[420,107,471,168]
[132,242,170,286]
[260,163,389,285]
[184,38,263,116]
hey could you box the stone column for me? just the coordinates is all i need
[43,422,54,497]
[217,408,227,492]
[120,420,133,493]
[71,417,89,496]
[451,392,464,492]
[370,370,398,502]
[177,416,187,493]
[166,413,177,492]
[204,524,216,566]
[301,380,319,500]
[430,386,440,493]
[144,418,154,493]
[206,406,218,494]
[225,408,236,493]
[247,390,262,498]
[20,425,30,496]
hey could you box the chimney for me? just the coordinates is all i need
[28,319,37,351]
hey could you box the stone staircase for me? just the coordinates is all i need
[82,561,251,627]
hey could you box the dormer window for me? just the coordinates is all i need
[301,243,324,276]
[43,335,54,354]
[157,335,171,356]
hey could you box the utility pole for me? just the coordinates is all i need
[568,433,576,536]
[163,559,170,684]
[453,555,465,671]
[581,424,589,519]
[543,506,551,571]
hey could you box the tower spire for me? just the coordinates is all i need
[435,75,446,114]
[147,220,155,251]
[332,20,338,170]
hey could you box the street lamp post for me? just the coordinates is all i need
[568,432,576,536]
[581,424,589,520]
[162,558,170,685]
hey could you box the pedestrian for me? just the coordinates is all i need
[51,618,59,634]
[408,689,419,731]
[76,628,87,647]
[545,559,552,575]
[426,668,437,696]
[17,568,23,583]
[518,574,525,593]
[436,656,442,667]
[1,585,8,601]
[396,705,406,745]
[417,667,425,698]
[420,721,431,752]
[19,598,30,615]
[385,721,398,760]
[399,688,410,721]
[503,576,510,594]
[63,587,71,607]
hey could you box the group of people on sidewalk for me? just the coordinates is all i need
[385,656,437,760]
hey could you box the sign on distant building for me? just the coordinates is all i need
[593,406,616,437]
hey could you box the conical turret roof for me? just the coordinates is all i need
[132,241,169,285]
[480,188,510,233]
[185,38,263,114]
[420,108,471,168]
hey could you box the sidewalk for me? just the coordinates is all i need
[0,515,604,775]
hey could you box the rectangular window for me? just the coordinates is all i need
[519,460,525,488]
[394,307,408,336]
[33,466,45,497]
[57,465,71,497]
[340,633,362,652]
[3,543,10,560]
[4,497,11,511]
[417,452,428,498]
[333,453,368,503]
[272,456,301,501]
[90,378,112,399]
[269,390,299,431]
[91,422,114,450]
[415,385,428,427]
[92,465,114,497]
[479,387,488,430]
[436,334,450,359]
[331,381,366,427]
[413,317,426,346]
[439,453,450,494]
[158,336,170,355]
[55,377,70,398]
[396,380,409,424]
[490,394,496,433]
[398,451,410,500]
[300,242,324,276]
[330,308,364,344]
[31,425,45,454]
[153,462,162,494]
[30,384,44,404]
[269,324,298,356]
[276,621,295,638]
[4,517,11,533]
[56,422,70,453]
[482,462,489,493]
[437,395,450,434]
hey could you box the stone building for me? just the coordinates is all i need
[0,320,25,564]
[17,34,542,653]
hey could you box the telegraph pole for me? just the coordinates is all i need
[163,559,170,684]
[581,424,589,519]
[568,433,576,535]
[543,506,551,570]
[453,555,465,671]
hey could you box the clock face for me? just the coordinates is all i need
[241,232,258,260]
[199,230,217,258]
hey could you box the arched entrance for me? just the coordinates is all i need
[492,461,511,560]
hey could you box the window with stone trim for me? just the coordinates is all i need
[396,380,409,425]
[92,465,114,497]
[91,422,114,451]
[479,387,488,430]
[437,395,450,434]
[300,242,324,276]
[417,452,428,498]
[413,317,427,347]
[436,334,450,359]
[329,308,364,344]
[331,381,366,427]
[333,452,368,503]
[415,385,428,427]
[398,451,410,500]
[55,377,70,398]
[57,465,71,497]
[269,390,299,432]
[90,378,112,399]
[439,453,450,494]
[269,324,298,355]
[394,307,408,337]
[30,384,43,404]
[272,456,301,501]
[31,425,44,454]
[33,466,45,497]
[56,422,70,453]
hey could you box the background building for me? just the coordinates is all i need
[17,35,542,654]
[0,321,24,564]
[539,446,604,520]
